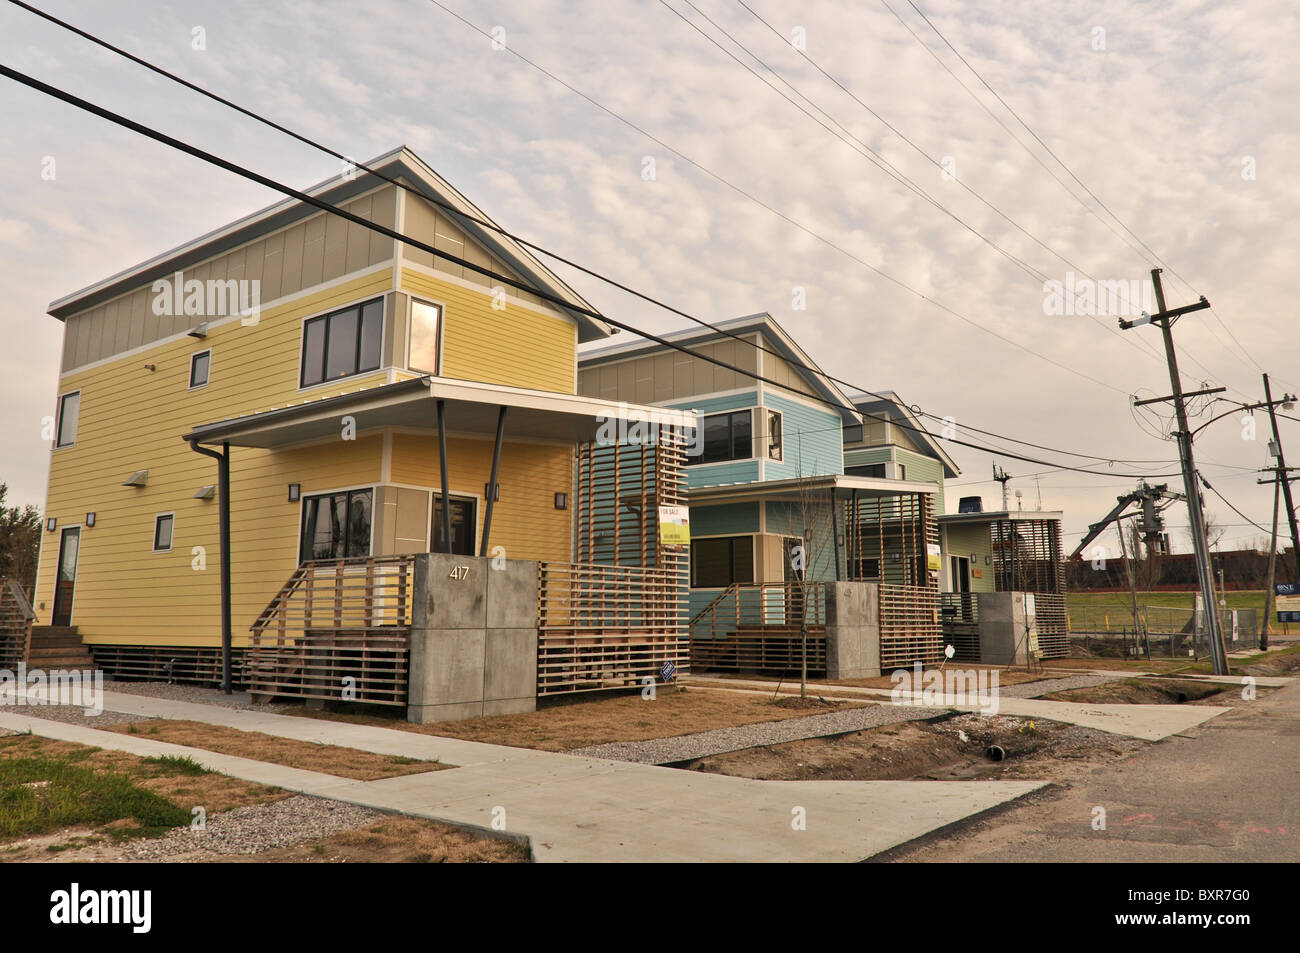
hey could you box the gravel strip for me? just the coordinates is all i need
[126,795,381,859]
[997,673,1131,698]
[568,703,950,764]
[0,703,153,728]
[102,680,295,712]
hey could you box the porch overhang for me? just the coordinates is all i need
[182,376,695,448]
[687,474,939,506]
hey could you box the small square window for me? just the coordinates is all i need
[153,514,174,552]
[55,391,80,448]
[189,350,211,388]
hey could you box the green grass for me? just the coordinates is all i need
[0,756,191,841]
[1067,589,1271,614]
[140,754,209,776]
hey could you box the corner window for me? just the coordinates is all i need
[691,409,752,465]
[300,298,384,387]
[690,535,755,588]
[409,299,442,375]
[153,513,174,552]
[429,495,476,555]
[55,391,80,448]
[898,463,908,480]
[189,349,211,389]
[300,489,373,561]
[766,410,783,462]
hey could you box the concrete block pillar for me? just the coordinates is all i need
[406,552,539,724]
[975,591,1036,666]
[825,581,881,679]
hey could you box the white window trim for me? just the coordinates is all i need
[406,296,445,376]
[152,512,176,553]
[54,389,81,449]
[188,348,212,390]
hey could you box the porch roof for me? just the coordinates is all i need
[687,474,939,505]
[183,376,695,449]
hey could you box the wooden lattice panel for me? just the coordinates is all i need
[879,583,943,669]
[0,581,34,672]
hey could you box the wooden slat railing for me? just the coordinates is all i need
[536,561,689,695]
[0,579,35,671]
[689,582,828,675]
[247,556,415,706]
[879,583,942,670]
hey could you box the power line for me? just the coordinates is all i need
[1,60,1196,480]
[8,0,1189,469]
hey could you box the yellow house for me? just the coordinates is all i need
[33,147,669,685]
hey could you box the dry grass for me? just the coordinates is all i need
[103,720,444,781]
[807,665,1070,691]
[241,816,529,863]
[289,686,867,751]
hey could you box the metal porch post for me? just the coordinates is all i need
[436,399,453,553]
[480,406,508,556]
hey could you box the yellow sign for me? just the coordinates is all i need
[658,505,690,547]
[1277,595,1300,612]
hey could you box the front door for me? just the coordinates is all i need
[51,527,80,626]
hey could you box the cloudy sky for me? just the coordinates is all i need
[2,0,1297,556]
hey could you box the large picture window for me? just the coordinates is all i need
[691,409,752,465]
[300,298,383,387]
[690,535,754,588]
[299,489,373,561]
[408,299,442,375]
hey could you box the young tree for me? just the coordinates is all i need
[0,483,42,595]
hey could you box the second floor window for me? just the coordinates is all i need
[300,298,383,387]
[409,299,442,375]
[55,391,80,448]
[692,409,752,465]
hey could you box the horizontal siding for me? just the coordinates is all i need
[844,446,893,467]
[762,392,842,479]
[389,433,573,564]
[896,449,945,514]
[691,502,760,536]
[36,271,400,647]
[400,268,575,394]
[765,500,838,582]
[945,522,995,592]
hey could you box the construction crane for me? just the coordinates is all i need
[1069,481,1184,561]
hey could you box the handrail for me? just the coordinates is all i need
[688,583,740,628]
[4,580,35,622]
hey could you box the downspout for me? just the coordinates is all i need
[187,438,232,694]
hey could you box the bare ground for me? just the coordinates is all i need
[1039,677,1245,706]
[681,712,1147,785]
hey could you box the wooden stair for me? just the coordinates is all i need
[26,625,97,670]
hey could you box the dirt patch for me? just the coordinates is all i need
[1040,677,1238,706]
[103,720,445,780]
[1238,646,1300,676]
[287,687,865,752]
[772,696,841,710]
[682,713,1145,784]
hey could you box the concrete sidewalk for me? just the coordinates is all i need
[0,691,1047,862]
[686,677,1234,741]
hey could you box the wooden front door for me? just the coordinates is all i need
[51,527,80,626]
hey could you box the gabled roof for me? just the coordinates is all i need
[48,146,612,342]
[846,389,960,478]
[579,312,861,423]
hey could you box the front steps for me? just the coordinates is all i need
[27,625,97,670]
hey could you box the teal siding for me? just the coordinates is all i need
[763,393,842,479]
[692,502,760,536]
[765,500,839,582]
[668,391,762,489]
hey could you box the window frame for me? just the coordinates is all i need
[407,297,445,376]
[54,390,81,449]
[428,493,479,556]
[690,409,755,466]
[297,487,376,562]
[298,297,385,389]
[766,409,783,462]
[188,348,212,390]
[152,512,175,553]
[689,534,756,588]
[842,423,864,445]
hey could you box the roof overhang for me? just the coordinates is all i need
[183,377,694,449]
[687,474,938,506]
[847,390,961,478]
[49,147,611,342]
[938,510,1064,525]
[580,313,862,424]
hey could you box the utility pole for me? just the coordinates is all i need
[1118,268,1229,675]
[993,464,1011,510]
[1117,520,1146,659]
[1262,475,1280,649]
[1261,373,1300,584]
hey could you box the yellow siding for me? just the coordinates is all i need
[400,267,576,394]
[36,270,395,646]
[389,433,573,564]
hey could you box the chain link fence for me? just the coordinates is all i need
[1067,602,1258,659]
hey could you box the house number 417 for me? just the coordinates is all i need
[448,565,470,580]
